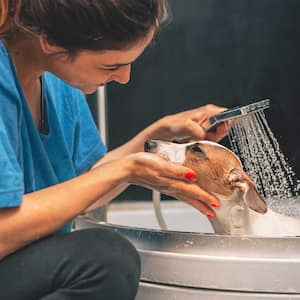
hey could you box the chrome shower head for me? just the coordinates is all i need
[207,99,270,131]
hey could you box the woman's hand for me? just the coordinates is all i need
[150,104,229,142]
[125,152,219,219]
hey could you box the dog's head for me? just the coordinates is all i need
[145,139,267,214]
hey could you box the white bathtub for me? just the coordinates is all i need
[107,200,214,233]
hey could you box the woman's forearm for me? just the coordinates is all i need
[0,158,132,259]
[83,183,129,212]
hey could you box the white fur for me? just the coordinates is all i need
[213,192,300,236]
[153,141,187,164]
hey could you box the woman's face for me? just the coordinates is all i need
[44,31,154,94]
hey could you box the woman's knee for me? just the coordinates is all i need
[68,228,140,268]
[79,228,141,279]
[56,228,141,299]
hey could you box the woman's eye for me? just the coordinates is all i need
[191,145,203,153]
[103,67,120,71]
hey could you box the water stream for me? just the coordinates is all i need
[228,110,300,215]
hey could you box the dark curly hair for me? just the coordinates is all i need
[0,0,171,52]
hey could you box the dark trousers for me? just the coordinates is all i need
[0,228,141,300]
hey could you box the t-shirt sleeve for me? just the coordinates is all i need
[72,92,107,175]
[0,104,24,208]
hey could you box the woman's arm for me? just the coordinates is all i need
[0,158,130,259]
[0,151,219,260]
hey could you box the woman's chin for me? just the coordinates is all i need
[78,86,98,95]
[86,88,98,95]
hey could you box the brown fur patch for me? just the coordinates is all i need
[183,142,242,196]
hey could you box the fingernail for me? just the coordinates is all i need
[185,172,197,180]
[207,213,215,220]
[211,203,220,208]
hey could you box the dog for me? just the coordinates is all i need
[145,139,300,236]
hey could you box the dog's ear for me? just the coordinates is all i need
[228,168,267,214]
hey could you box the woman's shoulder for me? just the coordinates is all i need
[0,41,12,68]
[0,41,24,114]
[0,41,20,87]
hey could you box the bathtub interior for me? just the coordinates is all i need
[107,200,214,233]
[106,197,300,235]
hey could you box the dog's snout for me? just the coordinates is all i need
[144,140,157,152]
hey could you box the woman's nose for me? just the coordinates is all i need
[112,64,131,84]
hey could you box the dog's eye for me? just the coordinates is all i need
[191,145,203,153]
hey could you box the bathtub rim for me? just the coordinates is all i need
[75,216,300,293]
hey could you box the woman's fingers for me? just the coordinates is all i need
[128,153,220,218]
[163,178,220,208]
[158,104,229,142]
[158,159,199,181]
[131,168,220,211]
[140,170,220,209]
[175,105,230,141]
[206,119,233,141]
[132,153,198,182]
[206,122,230,141]
[181,119,207,140]
[174,193,215,219]
[191,105,227,126]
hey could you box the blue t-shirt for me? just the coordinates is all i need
[0,41,107,233]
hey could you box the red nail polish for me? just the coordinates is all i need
[207,213,215,220]
[185,172,196,180]
[212,203,220,208]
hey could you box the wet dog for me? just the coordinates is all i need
[145,140,300,236]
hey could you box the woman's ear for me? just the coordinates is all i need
[228,168,267,214]
[39,34,65,55]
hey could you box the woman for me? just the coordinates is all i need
[0,1,227,299]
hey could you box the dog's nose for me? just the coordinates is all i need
[144,140,157,152]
